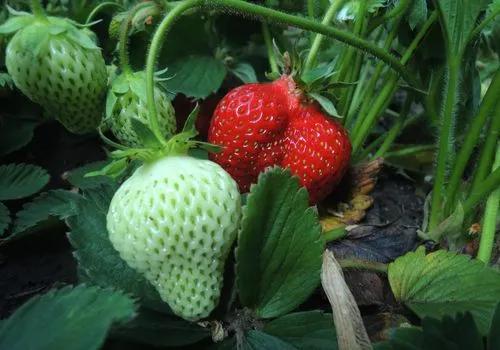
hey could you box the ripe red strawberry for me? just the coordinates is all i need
[208,75,351,204]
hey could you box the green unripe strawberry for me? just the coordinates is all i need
[0,13,107,134]
[105,71,176,147]
[107,156,241,320]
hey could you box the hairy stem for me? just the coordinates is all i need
[262,22,279,75]
[118,2,152,74]
[463,167,500,215]
[469,8,500,42]
[304,0,344,71]
[445,69,500,212]
[30,0,46,19]
[428,58,460,230]
[373,96,413,158]
[477,142,500,264]
[86,2,124,24]
[146,0,418,144]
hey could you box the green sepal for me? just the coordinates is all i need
[300,65,335,86]
[0,15,33,34]
[130,118,162,148]
[85,158,129,179]
[308,93,342,118]
[105,91,118,119]
[182,105,200,133]
[129,73,148,104]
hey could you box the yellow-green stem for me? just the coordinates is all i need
[428,58,460,230]
[304,0,344,71]
[477,142,500,264]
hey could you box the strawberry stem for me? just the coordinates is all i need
[261,22,279,75]
[304,0,344,71]
[118,2,152,75]
[145,0,419,134]
[86,2,124,25]
[30,0,46,19]
[477,142,500,264]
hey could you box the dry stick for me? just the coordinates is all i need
[321,250,372,350]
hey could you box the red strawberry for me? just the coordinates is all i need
[208,75,351,204]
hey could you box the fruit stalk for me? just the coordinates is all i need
[261,22,279,75]
[445,68,500,212]
[428,58,460,231]
[304,0,344,71]
[30,0,45,19]
[477,142,500,264]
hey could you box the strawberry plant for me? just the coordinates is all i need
[0,0,499,349]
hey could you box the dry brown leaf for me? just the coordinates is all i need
[321,250,372,350]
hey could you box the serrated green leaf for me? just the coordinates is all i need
[436,0,490,54]
[231,62,258,83]
[388,247,500,334]
[164,55,227,99]
[237,167,324,319]
[0,116,39,156]
[309,93,341,118]
[243,330,296,350]
[0,202,10,236]
[67,185,166,312]
[114,307,209,347]
[130,118,161,148]
[66,161,116,189]
[0,285,136,350]
[12,190,82,235]
[0,163,49,201]
[264,311,338,349]
[407,0,428,30]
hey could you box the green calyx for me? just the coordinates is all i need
[0,9,99,55]
[92,106,220,179]
[267,47,342,118]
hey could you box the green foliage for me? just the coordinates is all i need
[263,311,338,349]
[163,55,227,99]
[0,163,49,201]
[114,308,209,347]
[0,285,136,350]
[65,161,116,189]
[242,330,296,350]
[67,184,166,311]
[12,189,82,235]
[236,167,324,319]
[388,247,500,334]
[406,0,428,30]
[230,62,258,83]
[376,312,484,350]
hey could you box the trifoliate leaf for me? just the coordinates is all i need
[388,247,500,334]
[264,311,338,349]
[163,55,227,99]
[231,62,258,83]
[0,285,136,350]
[0,164,49,201]
[67,185,166,312]
[0,202,10,236]
[12,190,82,235]
[237,167,324,318]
